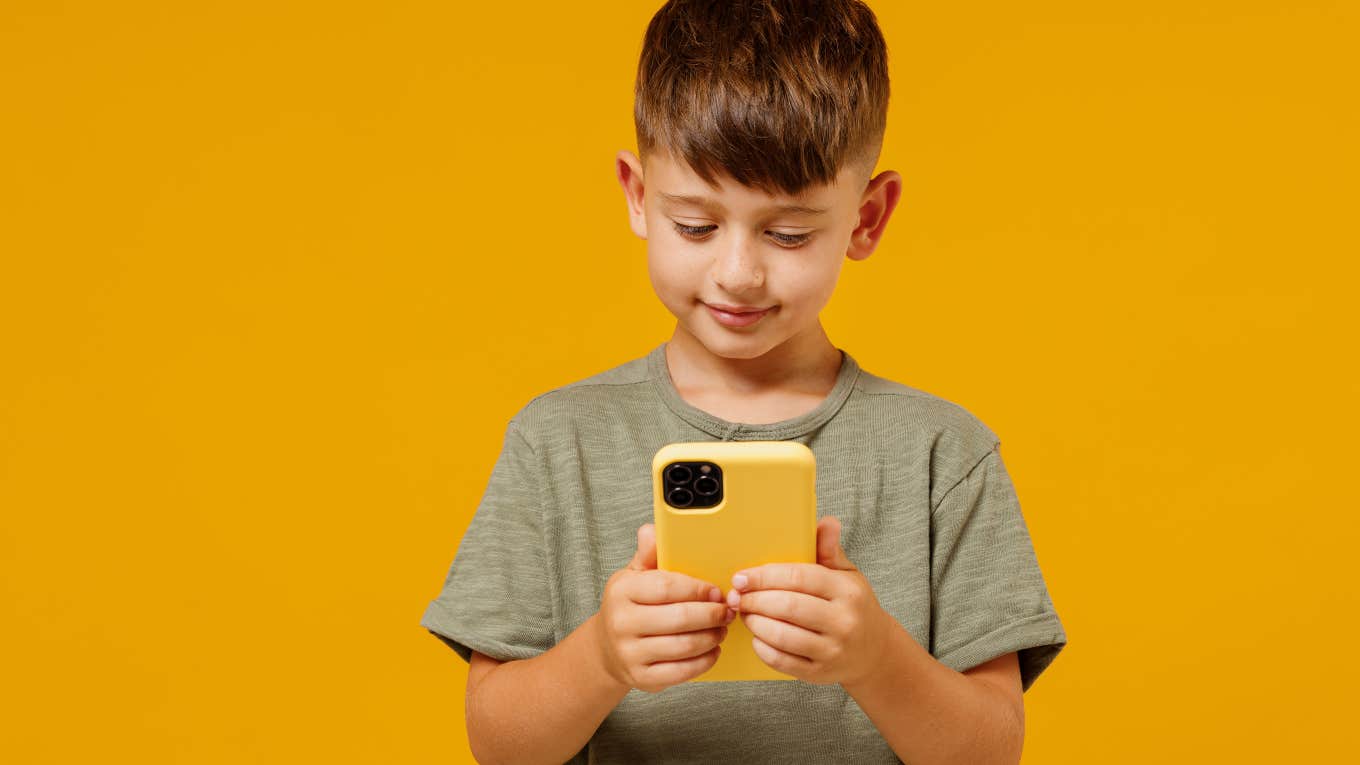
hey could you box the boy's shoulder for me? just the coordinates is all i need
[504,350,654,433]
[850,366,1005,487]
[856,367,999,435]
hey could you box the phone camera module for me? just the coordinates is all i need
[663,460,723,509]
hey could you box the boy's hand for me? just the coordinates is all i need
[594,522,736,694]
[726,515,893,687]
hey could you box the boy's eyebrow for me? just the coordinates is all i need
[658,192,829,217]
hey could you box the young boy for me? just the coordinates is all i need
[420,1,1067,762]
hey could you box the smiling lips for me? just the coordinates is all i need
[705,302,775,327]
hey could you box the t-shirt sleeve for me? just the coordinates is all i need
[419,420,556,664]
[929,444,1067,692]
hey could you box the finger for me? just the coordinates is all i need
[634,601,732,636]
[730,589,835,633]
[640,644,721,689]
[628,570,723,605]
[817,516,857,572]
[731,562,838,599]
[628,523,658,571]
[751,635,815,676]
[637,625,729,663]
[741,612,823,661]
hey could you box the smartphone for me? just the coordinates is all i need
[651,440,817,682]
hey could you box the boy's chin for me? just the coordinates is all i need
[684,324,789,361]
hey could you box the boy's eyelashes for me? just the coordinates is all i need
[670,221,813,248]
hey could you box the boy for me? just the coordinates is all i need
[420,1,1067,762]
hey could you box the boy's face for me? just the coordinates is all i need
[616,149,901,361]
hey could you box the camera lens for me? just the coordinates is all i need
[668,487,694,507]
[693,476,719,496]
[666,464,693,484]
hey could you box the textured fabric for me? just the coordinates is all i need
[420,342,1067,764]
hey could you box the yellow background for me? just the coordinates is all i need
[2,1,1355,761]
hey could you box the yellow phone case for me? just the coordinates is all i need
[651,440,817,682]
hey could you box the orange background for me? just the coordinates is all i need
[2,1,1356,762]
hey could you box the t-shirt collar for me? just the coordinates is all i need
[647,341,860,441]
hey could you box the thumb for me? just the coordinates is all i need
[817,516,856,571]
[629,522,657,571]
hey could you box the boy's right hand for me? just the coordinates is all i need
[594,522,736,693]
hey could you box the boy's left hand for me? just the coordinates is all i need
[727,515,894,687]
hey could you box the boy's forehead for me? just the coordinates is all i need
[657,190,831,218]
[645,152,841,214]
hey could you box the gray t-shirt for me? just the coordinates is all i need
[420,342,1067,764]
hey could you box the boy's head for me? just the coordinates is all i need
[617,0,901,361]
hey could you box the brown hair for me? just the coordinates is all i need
[633,0,890,197]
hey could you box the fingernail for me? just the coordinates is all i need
[723,607,735,623]
[708,587,721,602]
[726,589,740,608]
[732,573,748,590]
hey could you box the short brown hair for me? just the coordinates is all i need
[633,0,890,196]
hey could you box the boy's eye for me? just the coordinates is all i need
[673,222,716,238]
[671,222,811,248]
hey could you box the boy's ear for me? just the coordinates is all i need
[846,169,903,262]
[616,150,648,240]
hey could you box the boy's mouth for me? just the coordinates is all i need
[704,302,775,327]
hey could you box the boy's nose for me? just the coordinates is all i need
[710,238,765,292]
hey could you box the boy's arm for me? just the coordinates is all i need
[463,612,629,765]
[728,511,1044,764]
[842,630,1024,765]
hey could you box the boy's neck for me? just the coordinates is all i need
[663,318,843,402]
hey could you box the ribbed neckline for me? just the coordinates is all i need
[647,341,861,441]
